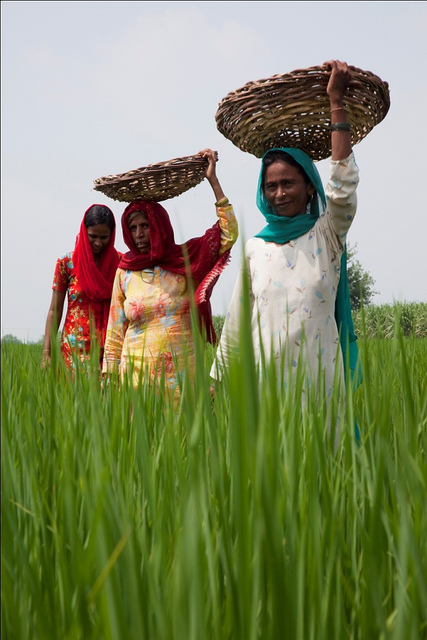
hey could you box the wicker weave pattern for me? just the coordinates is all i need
[215,65,390,161]
[93,155,209,202]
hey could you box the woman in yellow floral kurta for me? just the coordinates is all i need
[102,149,238,390]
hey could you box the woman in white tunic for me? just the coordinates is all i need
[211,60,361,411]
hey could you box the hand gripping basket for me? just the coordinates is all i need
[93,154,210,203]
[215,65,390,161]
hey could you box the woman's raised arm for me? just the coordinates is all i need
[324,60,352,161]
[198,148,227,204]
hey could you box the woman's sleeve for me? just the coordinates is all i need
[102,269,129,374]
[52,255,70,292]
[210,248,253,381]
[324,151,359,249]
[216,202,239,255]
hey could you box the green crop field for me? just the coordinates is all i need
[2,320,427,639]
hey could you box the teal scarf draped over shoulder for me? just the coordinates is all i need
[255,147,362,390]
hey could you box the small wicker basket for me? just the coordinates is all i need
[215,65,390,161]
[93,154,210,203]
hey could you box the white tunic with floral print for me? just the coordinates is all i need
[211,152,359,400]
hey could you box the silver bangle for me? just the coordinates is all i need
[331,122,350,132]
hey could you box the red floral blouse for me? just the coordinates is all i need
[53,251,120,367]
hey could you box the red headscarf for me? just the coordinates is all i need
[73,204,121,344]
[119,200,230,344]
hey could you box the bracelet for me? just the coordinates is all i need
[330,106,345,113]
[215,197,229,207]
[331,122,350,132]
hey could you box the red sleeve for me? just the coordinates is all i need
[52,254,72,293]
[184,221,222,281]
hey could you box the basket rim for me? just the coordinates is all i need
[92,153,210,203]
[215,63,390,160]
[93,153,208,187]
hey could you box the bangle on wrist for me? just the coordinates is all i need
[215,196,229,207]
[330,106,345,113]
[331,122,350,132]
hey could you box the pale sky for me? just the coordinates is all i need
[2,1,427,342]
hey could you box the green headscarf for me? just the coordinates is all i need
[255,147,362,391]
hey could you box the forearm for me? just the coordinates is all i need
[42,292,65,359]
[325,60,352,161]
[216,202,239,255]
[43,312,57,352]
[200,147,238,252]
[325,153,359,244]
[208,174,227,204]
[330,99,352,161]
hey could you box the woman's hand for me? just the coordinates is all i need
[198,148,226,203]
[198,148,219,182]
[323,59,351,104]
[41,351,51,370]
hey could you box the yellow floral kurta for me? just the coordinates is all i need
[103,204,238,389]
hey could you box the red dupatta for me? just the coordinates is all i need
[73,205,120,345]
[119,201,230,344]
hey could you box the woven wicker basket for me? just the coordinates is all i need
[93,154,210,203]
[215,65,390,161]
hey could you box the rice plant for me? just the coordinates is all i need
[353,301,427,339]
[2,312,427,639]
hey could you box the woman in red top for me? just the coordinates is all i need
[42,204,121,369]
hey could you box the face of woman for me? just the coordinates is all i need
[86,223,112,255]
[263,161,315,218]
[129,213,151,254]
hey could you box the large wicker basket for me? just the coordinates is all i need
[215,65,390,161]
[93,154,210,203]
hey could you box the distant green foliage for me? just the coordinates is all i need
[353,301,427,338]
[212,314,226,340]
[1,334,22,344]
[1,334,46,345]
[347,242,377,310]
[214,301,427,341]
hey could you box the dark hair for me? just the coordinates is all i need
[84,205,115,230]
[261,150,312,191]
